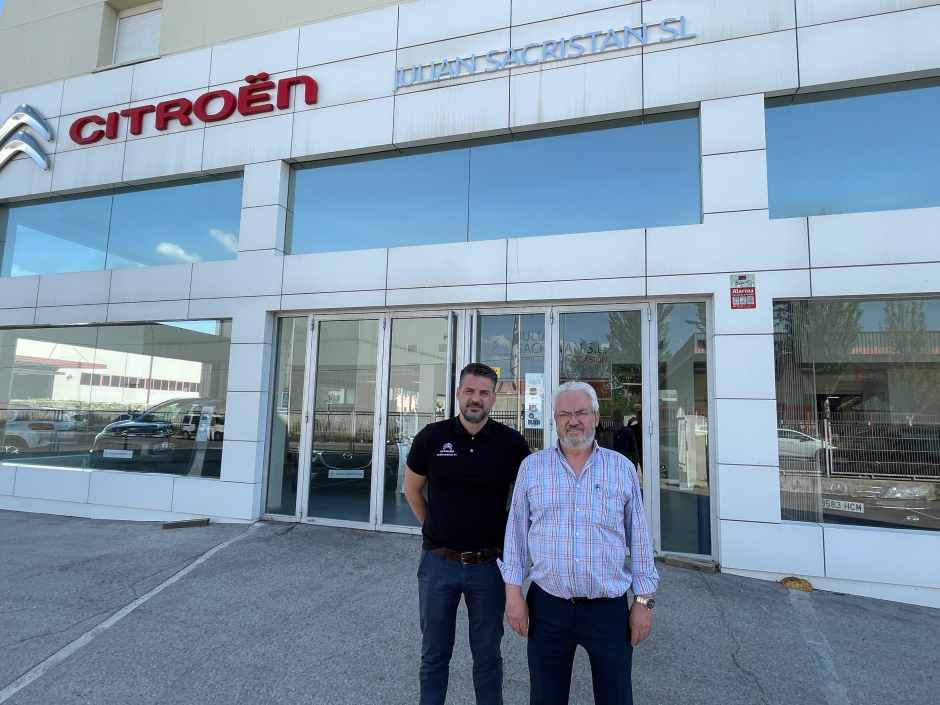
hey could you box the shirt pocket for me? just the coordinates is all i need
[591,486,625,529]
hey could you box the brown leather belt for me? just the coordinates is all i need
[430,547,501,565]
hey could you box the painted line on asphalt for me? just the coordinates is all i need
[0,523,262,703]
[788,590,851,705]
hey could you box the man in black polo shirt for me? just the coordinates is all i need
[404,362,530,705]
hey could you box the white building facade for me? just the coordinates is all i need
[1,0,939,608]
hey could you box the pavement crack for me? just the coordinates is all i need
[697,572,772,705]
[0,607,114,650]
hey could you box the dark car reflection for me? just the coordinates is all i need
[307,440,402,492]
[88,398,224,476]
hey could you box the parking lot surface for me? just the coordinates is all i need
[1,510,937,705]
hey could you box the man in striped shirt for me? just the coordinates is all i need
[500,381,659,705]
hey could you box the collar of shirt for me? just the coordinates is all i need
[453,415,493,438]
[553,440,600,478]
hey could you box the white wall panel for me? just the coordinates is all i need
[227,343,273,392]
[15,466,90,503]
[35,304,108,325]
[510,54,642,128]
[812,262,940,297]
[795,0,940,27]
[700,93,766,155]
[190,253,283,299]
[394,77,510,146]
[61,66,133,115]
[298,5,399,67]
[512,0,635,25]
[508,277,644,301]
[643,0,795,55]
[188,296,279,344]
[296,51,396,110]
[717,464,781,523]
[109,264,192,303]
[291,96,394,159]
[798,6,940,90]
[224,391,269,442]
[242,160,289,209]
[107,300,189,322]
[0,153,54,199]
[0,309,36,326]
[825,525,940,588]
[387,239,506,289]
[720,519,824,575]
[37,270,111,307]
[398,0,511,47]
[221,440,266,484]
[644,30,798,109]
[283,249,388,294]
[202,114,293,170]
[809,207,940,268]
[715,398,779,466]
[397,29,510,88]
[171,477,257,519]
[386,284,507,306]
[702,150,769,213]
[0,466,15,496]
[209,29,300,85]
[238,205,287,252]
[0,80,64,120]
[0,276,40,309]
[281,290,387,310]
[122,130,205,181]
[647,211,808,276]
[131,48,212,101]
[713,334,777,399]
[56,104,128,153]
[88,471,174,511]
[50,142,126,192]
[507,229,645,282]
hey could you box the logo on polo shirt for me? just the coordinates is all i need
[0,105,54,173]
[437,442,457,457]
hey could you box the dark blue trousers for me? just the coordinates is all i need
[417,550,505,705]
[527,582,634,705]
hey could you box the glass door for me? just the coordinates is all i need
[303,317,382,525]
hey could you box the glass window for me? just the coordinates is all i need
[265,317,308,516]
[774,298,940,532]
[288,115,701,254]
[106,177,243,269]
[0,194,111,277]
[469,116,701,240]
[766,81,940,218]
[0,176,242,278]
[113,5,161,65]
[0,319,231,478]
[290,149,470,253]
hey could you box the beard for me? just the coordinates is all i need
[461,403,489,423]
[559,425,596,450]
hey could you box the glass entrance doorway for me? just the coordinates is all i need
[263,303,713,558]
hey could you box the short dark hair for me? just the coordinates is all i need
[459,362,498,389]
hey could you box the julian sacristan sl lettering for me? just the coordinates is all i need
[396,16,696,89]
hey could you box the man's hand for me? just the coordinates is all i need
[629,601,653,646]
[505,585,529,637]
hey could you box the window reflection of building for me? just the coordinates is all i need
[775,299,940,532]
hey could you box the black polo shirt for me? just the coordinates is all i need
[407,416,530,551]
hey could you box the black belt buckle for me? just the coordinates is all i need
[460,551,483,565]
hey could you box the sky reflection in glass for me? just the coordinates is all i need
[766,82,940,218]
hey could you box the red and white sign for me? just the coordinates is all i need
[68,71,318,145]
[730,273,756,309]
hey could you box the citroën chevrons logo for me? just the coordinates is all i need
[0,105,54,172]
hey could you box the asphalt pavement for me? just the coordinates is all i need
[1,510,937,705]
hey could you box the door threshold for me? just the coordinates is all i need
[657,554,718,573]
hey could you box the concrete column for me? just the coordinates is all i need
[238,160,290,254]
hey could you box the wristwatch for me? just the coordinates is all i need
[634,596,656,610]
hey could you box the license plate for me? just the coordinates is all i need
[328,469,364,480]
[103,449,134,459]
[823,498,864,514]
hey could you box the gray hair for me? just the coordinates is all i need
[553,381,599,413]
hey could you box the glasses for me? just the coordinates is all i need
[556,410,594,421]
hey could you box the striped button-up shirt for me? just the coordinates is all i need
[499,443,659,599]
